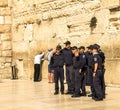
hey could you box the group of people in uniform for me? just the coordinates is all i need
[48,41,105,101]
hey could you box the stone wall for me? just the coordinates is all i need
[0,0,12,78]
[10,0,120,84]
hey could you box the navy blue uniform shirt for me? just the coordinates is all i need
[79,53,87,71]
[62,48,73,66]
[50,52,64,69]
[93,54,103,70]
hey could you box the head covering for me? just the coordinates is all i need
[94,44,100,49]
[92,45,99,50]
[79,46,85,50]
[56,45,62,50]
[87,45,93,49]
[64,41,71,45]
[72,46,77,50]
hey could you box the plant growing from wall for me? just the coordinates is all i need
[90,17,97,33]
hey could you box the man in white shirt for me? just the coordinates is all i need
[34,52,44,82]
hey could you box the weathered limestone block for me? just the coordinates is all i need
[8,0,13,7]
[5,16,12,24]
[0,16,4,24]
[0,57,5,62]
[83,0,100,10]
[0,7,11,15]
[13,51,28,60]
[94,9,110,34]
[0,51,1,57]
[2,41,12,50]
[0,25,11,33]
[0,0,8,7]
[101,0,120,8]
[12,41,29,52]
[12,25,24,41]
[0,43,1,48]
[5,57,12,62]
[5,62,11,67]
[2,50,12,57]
[105,60,120,84]
[3,67,12,78]
[1,33,11,41]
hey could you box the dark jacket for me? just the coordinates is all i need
[62,48,73,66]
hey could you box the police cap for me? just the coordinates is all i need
[64,41,71,45]
[72,46,77,50]
[56,45,62,50]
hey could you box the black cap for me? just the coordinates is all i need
[56,45,62,50]
[94,44,100,49]
[87,45,93,49]
[92,45,98,50]
[72,46,77,50]
[79,46,85,50]
[64,41,71,45]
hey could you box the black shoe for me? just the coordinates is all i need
[54,92,59,95]
[93,97,103,101]
[61,91,64,95]
[88,94,92,97]
[71,94,80,98]
[80,93,86,96]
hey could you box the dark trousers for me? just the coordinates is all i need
[87,67,95,95]
[93,70,104,99]
[65,65,74,92]
[74,69,86,95]
[101,68,106,97]
[54,67,64,92]
[34,64,40,81]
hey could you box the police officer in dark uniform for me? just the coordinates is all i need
[94,44,106,98]
[50,45,65,95]
[85,45,95,97]
[78,46,87,96]
[92,45,104,101]
[71,46,81,97]
[62,41,74,94]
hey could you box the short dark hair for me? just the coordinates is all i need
[72,46,77,50]
[56,45,62,50]
[64,41,71,45]
[79,46,85,50]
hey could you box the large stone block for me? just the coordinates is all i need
[5,62,11,67]
[0,7,11,16]
[12,41,29,52]
[1,33,11,41]
[0,57,5,62]
[93,9,110,34]
[0,0,8,7]
[105,59,120,84]
[2,50,12,57]
[0,25,11,33]
[2,41,12,50]
[101,0,120,8]
[0,16,4,24]
[5,16,12,24]
[5,57,12,62]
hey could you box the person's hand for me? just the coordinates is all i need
[93,72,96,77]
[79,69,82,74]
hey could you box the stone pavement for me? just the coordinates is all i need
[0,79,120,110]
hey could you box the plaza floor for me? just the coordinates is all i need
[0,79,120,110]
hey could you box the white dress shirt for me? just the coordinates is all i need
[34,52,44,64]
